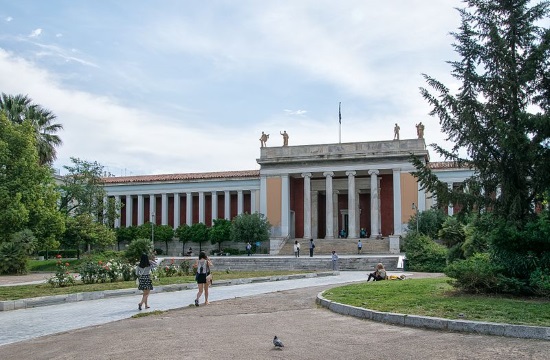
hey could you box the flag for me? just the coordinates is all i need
[339,102,341,124]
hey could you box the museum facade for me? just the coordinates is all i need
[103,138,473,243]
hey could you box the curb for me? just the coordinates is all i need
[0,271,338,312]
[316,291,550,341]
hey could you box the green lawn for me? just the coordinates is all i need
[28,259,85,272]
[0,270,315,301]
[323,277,550,327]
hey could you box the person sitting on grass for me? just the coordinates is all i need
[367,263,387,282]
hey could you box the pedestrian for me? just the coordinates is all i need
[294,240,301,258]
[309,238,315,257]
[357,239,362,254]
[367,263,387,282]
[136,253,153,310]
[331,250,339,270]
[246,242,252,256]
[194,251,213,306]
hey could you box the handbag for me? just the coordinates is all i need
[136,277,140,286]
[206,273,213,285]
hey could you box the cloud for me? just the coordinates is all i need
[29,28,42,38]
[284,109,307,116]
[5,16,12,22]
[56,33,62,38]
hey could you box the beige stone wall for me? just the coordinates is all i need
[266,177,282,229]
[401,173,418,224]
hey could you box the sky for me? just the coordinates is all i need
[0,0,464,176]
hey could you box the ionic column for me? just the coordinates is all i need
[393,168,402,235]
[198,191,205,223]
[324,171,334,239]
[211,191,218,225]
[417,181,426,212]
[281,175,290,237]
[102,196,108,225]
[447,182,454,216]
[149,194,155,224]
[346,170,357,238]
[114,196,121,228]
[173,193,180,229]
[250,190,257,213]
[302,172,312,239]
[224,190,230,220]
[311,191,318,239]
[237,190,244,215]
[125,195,133,227]
[369,169,380,238]
[186,192,192,226]
[260,175,267,216]
[161,193,168,225]
[333,190,339,238]
[137,195,144,225]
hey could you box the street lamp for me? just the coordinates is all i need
[412,203,419,233]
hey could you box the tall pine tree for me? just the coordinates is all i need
[415,0,550,225]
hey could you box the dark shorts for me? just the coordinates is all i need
[196,273,207,284]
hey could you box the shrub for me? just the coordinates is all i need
[125,238,153,264]
[407,208,446,238]
[154,248,164,255]
[0,241,29,274]
[179,259,191,275]
[403,233,447,272]
[445,253,503,293]
[47,257,76,287]
[529,268,550,297]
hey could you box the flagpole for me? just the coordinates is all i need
[338,102,342,144]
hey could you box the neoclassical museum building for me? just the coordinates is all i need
[103,137,473,252]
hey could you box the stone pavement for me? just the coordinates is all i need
[0,272,548,360]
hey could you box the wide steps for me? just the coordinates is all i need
[279,238,390,255]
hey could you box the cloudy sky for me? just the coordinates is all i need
[0,0,463,176]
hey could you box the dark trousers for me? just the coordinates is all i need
[309,248,314,257]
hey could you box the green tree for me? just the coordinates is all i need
[175,223,192,255]
[58,157,111,218]
[154,224,175,254]
[0,115,65,248]
[407,208,447,239]
[189,223,209,252]
[414,0,550,224]
[115,226,138,251]
[125,238,153,264]
[0,93,63,165]
[230,213,271,246]
[209,218,232,252]
[61,214,116,259]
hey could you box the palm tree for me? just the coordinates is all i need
[0,93,63,165]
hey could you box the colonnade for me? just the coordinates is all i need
[110,190,257,229]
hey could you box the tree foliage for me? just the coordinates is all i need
[414,0,550,224]
[209,218,232,251]
[0,114,65,248]
[188,223,209,251]
[58,157,110,218]
[0,93,63,165]
[230,213,271,244]
[61,214,116,259]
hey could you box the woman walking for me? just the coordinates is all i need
[294,240,300,258]
[194,251,213,306]
[136,253,154,310]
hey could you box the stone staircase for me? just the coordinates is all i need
[169,255,400,272]
[277,238,390,256]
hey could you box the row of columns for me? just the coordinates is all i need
[113,190,255,229]
[295,169,403,239]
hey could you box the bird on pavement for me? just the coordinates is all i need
[273,336,284,349]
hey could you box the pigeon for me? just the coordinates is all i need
[273,336,284,349]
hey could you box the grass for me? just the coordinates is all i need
[28,259,85,272]
[0,270,315,301]
[131,310,165,318]
[323,277,550,327]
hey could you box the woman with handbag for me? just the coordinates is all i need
[136,253,154,310]
[194,251,213,306]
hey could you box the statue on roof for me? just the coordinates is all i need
[416,122,425,139]
[393,123,400,140]
[280,130,289,146]
[259,131,269,147]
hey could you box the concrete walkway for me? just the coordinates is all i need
[1,272,549,360]
[0,271,374,346]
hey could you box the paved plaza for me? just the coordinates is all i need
[0,271,549,359]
